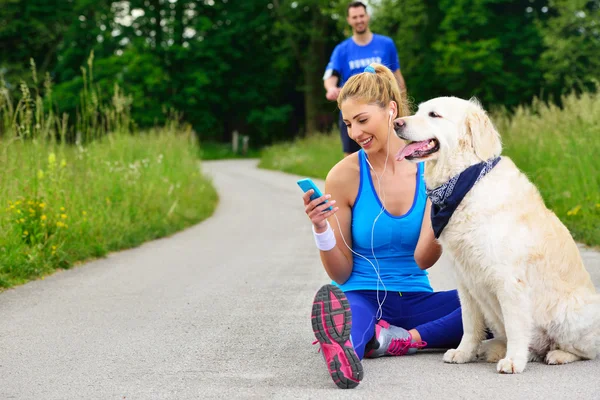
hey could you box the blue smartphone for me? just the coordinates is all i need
[297,178,333,211]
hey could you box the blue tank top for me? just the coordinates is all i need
[335,150,433,293]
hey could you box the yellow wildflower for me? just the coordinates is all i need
[60,159,67,168]
[39,203,45,209]
[567,205,582,216]
[23,231,28,236]
[82,211,87,216]
[37,170,44,179]
[61,214,67,219]
[41,215,47,221]
[56,221,64,227]
[60,207,65,211]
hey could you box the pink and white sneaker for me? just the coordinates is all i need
[364,319,427,358]
[311,284,363,389]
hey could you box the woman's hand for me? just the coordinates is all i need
[302,190,339,232]
[415,199,442,270]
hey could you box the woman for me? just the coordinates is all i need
[304,63,463,389]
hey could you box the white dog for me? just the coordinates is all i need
[394,96,599,374]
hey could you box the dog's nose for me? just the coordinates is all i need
[394,118,405,130]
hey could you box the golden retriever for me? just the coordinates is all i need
[394,96,599,374]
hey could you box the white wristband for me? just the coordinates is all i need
[312,221,337,251]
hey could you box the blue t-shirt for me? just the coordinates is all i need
[323,34,401,86]
[334,150,433,293]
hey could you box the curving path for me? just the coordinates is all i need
[0,159,598,399]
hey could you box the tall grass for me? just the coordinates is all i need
[259,93,600,247]
[0,56,217,288]
[494,93,600,246]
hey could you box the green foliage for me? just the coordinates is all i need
[372,0,546,108]
[0,0,75,85]
[1,55,132,142]
[3,0,600,147]
[496,91,600,244]
[0,49,218,288]
[539,0,600,99]
[0,129,218,288]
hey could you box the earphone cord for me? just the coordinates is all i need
[331,116,393,321]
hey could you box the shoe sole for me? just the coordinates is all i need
[311,284,363,389]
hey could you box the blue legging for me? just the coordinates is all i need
[344,289,463,359]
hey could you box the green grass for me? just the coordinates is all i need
[259,93,600,247]
[0,129,218,288]
[258,130,344,179]
[0,56,218,289]
[494,93,600,247]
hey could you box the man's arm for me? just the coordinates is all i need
[324,75,339,91]
[324,75,341,101]
[324,45,342,101]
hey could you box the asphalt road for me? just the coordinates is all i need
[1,159,599,400]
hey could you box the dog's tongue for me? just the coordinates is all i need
[396,140,431,161]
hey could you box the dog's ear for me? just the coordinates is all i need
[464,100,502,161]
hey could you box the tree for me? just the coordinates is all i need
[0,0,75,88]
[539,0,600,99]
[272,0,343,134]
[373,0,546,109]
[371,0,442,108]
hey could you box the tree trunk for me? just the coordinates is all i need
[303,9,328,135]
[174,0,185,47]
[150,0,163,51]
[303,65,318,134]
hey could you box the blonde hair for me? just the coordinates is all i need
[337,63,409,117]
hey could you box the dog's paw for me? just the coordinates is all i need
[545,350,581,365]
[477,339,506,363]
[496,357,526,374]
[443,348,475,364]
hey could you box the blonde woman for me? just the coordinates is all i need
[304,63,462,389]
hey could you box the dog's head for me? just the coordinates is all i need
[394,96,502,186]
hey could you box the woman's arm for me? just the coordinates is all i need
[414,199,442,270]
[303,165,355,284]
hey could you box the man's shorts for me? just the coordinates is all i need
[339,112,361,154]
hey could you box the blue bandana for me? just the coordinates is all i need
[426,157,502,238]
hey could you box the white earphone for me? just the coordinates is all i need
[332,105,397,320]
